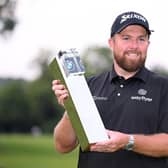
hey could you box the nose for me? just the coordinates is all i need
[129,39,139,49]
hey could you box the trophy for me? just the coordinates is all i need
[49,49,108,151]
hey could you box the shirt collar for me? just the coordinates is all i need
[134,66,149,83]
[109,66,149,83]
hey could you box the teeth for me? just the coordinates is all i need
[128,53,138,57]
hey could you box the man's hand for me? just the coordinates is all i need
[90,130,129,152]
[52,80,69,106]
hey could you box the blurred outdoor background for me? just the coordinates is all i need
[0,0,168,168]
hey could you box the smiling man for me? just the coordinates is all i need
[52,11,168,168]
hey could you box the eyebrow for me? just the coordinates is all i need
[119,33,149,38]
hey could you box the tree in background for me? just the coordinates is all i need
[152,65,168,77]
[81,45,113,76]
[26,49,63,133]
[0,79,31,132]
[0,0,17,37]
[0,49,64,133]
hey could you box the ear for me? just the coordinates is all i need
[108,38,114,49]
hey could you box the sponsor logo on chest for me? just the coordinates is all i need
[131,89,152,102]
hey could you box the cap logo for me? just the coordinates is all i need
[120,13,147,24]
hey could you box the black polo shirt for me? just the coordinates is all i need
[78,66,168,168]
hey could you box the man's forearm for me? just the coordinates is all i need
[54,111,78,153]
[133,133,168,157]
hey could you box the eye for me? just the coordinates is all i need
[122,35,130,40]
[139,37,145,41]
[138,36,148,42]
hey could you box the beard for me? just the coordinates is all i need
[114,51,146,72]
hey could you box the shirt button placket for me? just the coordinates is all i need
[120,84,124,88]
[117,93,121,96]
[117,84,124,96]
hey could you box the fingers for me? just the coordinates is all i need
[52,80,66,96]
[90,130,128,153]
[52,80,69,106]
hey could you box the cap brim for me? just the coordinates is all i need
[116,23,153,35]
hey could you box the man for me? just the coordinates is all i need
[52,11,168,168]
